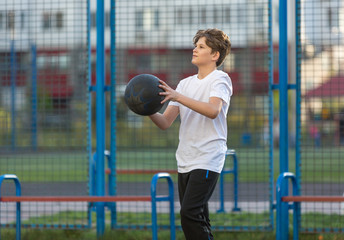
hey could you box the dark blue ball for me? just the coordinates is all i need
[124,74,165,116]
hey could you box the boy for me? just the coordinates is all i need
[149,28,232,239]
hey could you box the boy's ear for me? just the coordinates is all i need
[212,51,220,62]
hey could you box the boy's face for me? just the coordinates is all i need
[191,37,219,67]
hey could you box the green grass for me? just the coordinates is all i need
[15,211,271,229]
[0,152,88,182]
[1,147,344,183]
[1,228,279,240]
[5,211,344,235]
[2,211,344,240]
[2,228,344,240]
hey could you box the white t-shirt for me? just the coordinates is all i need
[169,70,232,173]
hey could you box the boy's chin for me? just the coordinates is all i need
[191,59,199,67]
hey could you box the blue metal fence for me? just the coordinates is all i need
[0,0,277,236]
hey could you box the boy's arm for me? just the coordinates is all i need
[158,80,223,119]
[149,105,179,130]
[174,95,222,119]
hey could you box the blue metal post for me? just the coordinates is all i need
[295,0,302,204]
[96,0,106,236]
[276,172,300,240]
[110,0,118,229]
[231,152,240,212]
[294,2,302,237]
[10,40,17,149]
[87,153,97,228]
[216,150,240,213]
[218,171,225,212]
[31,44,37,149]
[0,174,22,240]
[268,0,275,230]
[151,173,175,240]
[279,0,289,173]
[279,1,289,238]
[86,0,93,229]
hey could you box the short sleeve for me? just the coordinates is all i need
[209,77,232,105]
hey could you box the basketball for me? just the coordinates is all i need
[124,74,165,116]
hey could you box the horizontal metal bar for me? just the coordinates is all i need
[282,196,344,202]
[1,223,90,229]
[271,84,279,90]
[155,196,170,202]
[88,85,111,92]
[88,86,96,92]
[271,84,297,90]
[287,84,297,90]
[222,169,235,174]
[0,196,151,202]
[104,85,111,91]
[114,169,177,174]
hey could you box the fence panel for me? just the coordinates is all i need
[298,0,344,233]
[112,0,274,231]
[0,0,89,230]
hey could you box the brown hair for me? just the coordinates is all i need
[193,29,231,67]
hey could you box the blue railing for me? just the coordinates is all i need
[91,149,240,215]
[0,174,22,240]
[217,149,241,213]
[276,172,300,240]
[0,173,176,240]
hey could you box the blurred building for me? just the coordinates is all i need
[0,0,343,106]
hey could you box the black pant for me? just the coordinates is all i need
[178,169,219,240]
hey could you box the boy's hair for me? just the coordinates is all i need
[193,29,231,67]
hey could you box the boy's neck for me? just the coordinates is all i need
[197,65,217,79]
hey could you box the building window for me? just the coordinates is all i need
[43,12,51,29]
[189,8,193,24]
[154,10,159,28]
[7,11,15,30]
[327,8,339,30]
[236,7,243,24]
[56,12,63,29]
[136,8,159,31]
[136,10,143,29]
[176,9,182,25]
[105,11,110,28]
[91,12,96,28]
[200,8,207,24]
[20,12,25,29]
[176,8,193,25]
[224,7,230,23]
[0,12,3,29]
[255,7,264,26]
[214,8,223,24]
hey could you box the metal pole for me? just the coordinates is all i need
[279,0,289,239]
[87,0,93,229]
[295,1,302,236]
[96,0,106,236]
[110,0,118,229]
[295,0,302,202]
[31,44,37,149]
[268,0,275,230]
[10,40,16,149]
[232,153,240,212]
[279,0,289,174]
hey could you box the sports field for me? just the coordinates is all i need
[1,147,343,183]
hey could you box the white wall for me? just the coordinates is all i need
[2,0,343,51]
[0,0,87,51]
